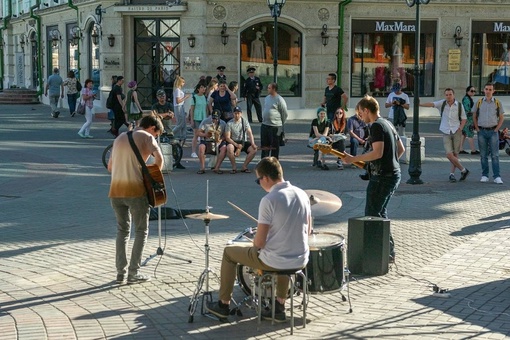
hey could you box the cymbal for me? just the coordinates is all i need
[305,189,342,217]
[186,212,229,220]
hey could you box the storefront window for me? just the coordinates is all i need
[46,25,59,77]
[351,20,436,98]
[471,21,510,95]
[88,23,100,94]
[66,23,79,79]
[240,22,301,97]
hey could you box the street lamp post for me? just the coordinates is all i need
[267,0,286,83]
[406,0,430,185]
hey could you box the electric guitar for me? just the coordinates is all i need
[313,144,366,170]
[143,164,167,208]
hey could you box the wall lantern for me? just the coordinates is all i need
[321,24,329,47]
[107,34,115,47]
[187,34,196,48]
[19,34,26,50]
[220,22,229,46]
[91,27,99,45]
[70,26,81,46]
[30,35,37,49]
[453,26,463,48]
[50,29,61,48]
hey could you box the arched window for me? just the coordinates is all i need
[88,23,100,94]
[240,22,302,97]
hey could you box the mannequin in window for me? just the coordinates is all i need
[373,35,386,62]
[391,36,407,89]
[250,31,265,62]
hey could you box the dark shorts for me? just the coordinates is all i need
[233,141,252,153]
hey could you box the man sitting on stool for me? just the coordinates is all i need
[206,157,311,322]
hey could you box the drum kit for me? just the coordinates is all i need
[186,185,352,323]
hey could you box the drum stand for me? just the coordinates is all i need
[188,216,223,323]
[142,205,192,266]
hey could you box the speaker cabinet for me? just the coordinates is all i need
[348,217,390,276]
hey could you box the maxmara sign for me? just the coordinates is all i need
[375,21,416,32]
[494,22,510,32]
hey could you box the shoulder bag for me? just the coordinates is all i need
[76,95,86,115]
[127,131,167,207]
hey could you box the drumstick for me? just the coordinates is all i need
[227,201,258,223]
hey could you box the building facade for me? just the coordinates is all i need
[1,0,510,117]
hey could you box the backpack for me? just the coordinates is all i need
[76,80,82,92]
[106,89,114,109]
[475,98,501,118]
[440,100,462,121]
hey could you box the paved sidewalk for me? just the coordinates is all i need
[1,104,510,339]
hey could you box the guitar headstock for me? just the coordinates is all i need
[313,143,332,153]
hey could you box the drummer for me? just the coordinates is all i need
[206,157,311,322]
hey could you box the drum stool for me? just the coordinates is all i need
[256,269,307,335]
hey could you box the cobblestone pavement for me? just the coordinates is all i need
[1,104,510,339]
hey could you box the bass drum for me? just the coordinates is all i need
[302,232,345,294]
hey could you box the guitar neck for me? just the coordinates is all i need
[323,148,366,169]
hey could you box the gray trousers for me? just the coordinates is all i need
[111,196,150,277]
[49,94,60,113]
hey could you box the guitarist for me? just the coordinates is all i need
[108,115,164,284]
[343,96,404,263]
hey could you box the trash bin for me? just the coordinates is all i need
[347,216,390,276]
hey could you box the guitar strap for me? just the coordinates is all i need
[127,131,162,190]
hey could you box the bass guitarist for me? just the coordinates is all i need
[108,115,165,284]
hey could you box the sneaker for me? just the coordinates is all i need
[127,273,151,284]
[449,174,457,183]
[174,163,186,169]
[51,112,55,118]
[337,164,344,170]
[321,163,329,170]
[191,152,198,158]
[460,169,470,181]
[471,150,480,155]
[261,300,286,323]
[78,132,86,138]
[494,177,504,184]
[316,160,322,168]
[85,135,94,139]
[116,274,126,284]
[54,111,60,118]
[205,301,230,319]
[480,176,489,183]
[459,150,468,154]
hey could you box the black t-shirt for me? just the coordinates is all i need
[324,85,344,114]
[369,118,400,176]
[112,84,124,109]
[151,102,173,114]
[309,118,330,138]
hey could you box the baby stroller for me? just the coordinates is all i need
[498,128,510,156]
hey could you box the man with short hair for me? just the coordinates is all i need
[261,83,287,160]
[347,109,367,157]
[225,106,258,173]
[321,73,348,121]
[151,89,175,134]
[241,67,263,123]
[473,83,505,184]
[45,68,64,118]
[196,109,227,174]
[216,66,227,83]
[108,115,164,284]
[344,95,405,262]
[420,88,469,183]
[206,157,311,322]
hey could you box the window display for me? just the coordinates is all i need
[471,21,510,95]
[351,20,436,98]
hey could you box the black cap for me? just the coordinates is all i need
[211,109,221,118]
[233,106,242,112]
[247,67,256,73]
[217,66,226,71]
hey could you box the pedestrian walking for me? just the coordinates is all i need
[44,67,64,118]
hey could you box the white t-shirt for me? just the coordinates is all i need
[258,181,310,270]
[386,91,410,120]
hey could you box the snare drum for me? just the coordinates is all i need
[303,232,345,294]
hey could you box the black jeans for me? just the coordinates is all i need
[365,171,401,257]
[260,124,280,159]
[246,95,262,123]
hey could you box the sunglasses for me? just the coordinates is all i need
[255,177,263,185]
[469,90,476,93]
